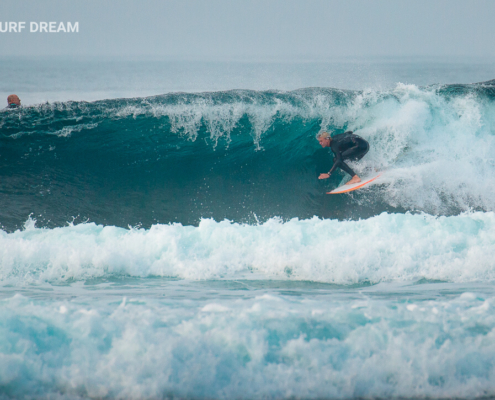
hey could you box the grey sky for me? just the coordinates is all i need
[1,0,495,59]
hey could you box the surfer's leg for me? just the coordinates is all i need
[341,141,368,184]
[338,161,361,185]
[339,161,357,177]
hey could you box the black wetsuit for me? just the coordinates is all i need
[327,131,369,177]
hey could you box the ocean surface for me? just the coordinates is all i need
[1,57,495,399]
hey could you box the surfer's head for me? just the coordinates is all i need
[7,94,21,108]
[316,131,331,148]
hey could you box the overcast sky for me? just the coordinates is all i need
[1,0,495,60]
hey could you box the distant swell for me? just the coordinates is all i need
[1,81,495,230]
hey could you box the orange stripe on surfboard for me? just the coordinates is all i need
[327,173,382,194]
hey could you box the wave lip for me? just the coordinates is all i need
[2,211,495,285]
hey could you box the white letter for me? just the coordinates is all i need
[0,23,7,33]
[40,22,48,32]
[18,22,25,32]
[9,22,17,32]
[49,22,56,32]
[67,22,79,33]
[57,22,66,33]
[30,22,38,32]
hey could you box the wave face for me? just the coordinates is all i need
[1,81,495,230]
[2,212,495,285]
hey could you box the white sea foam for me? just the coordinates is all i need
[347,84,495,214]
[1,291,495,399]
[1,212,495,285]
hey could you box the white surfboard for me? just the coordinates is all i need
[327,172,382,194]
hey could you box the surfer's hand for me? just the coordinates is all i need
[318,173,330,179]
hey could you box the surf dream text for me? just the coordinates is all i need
[0,22,79,33]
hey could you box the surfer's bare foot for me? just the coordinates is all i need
[345,175,361,185]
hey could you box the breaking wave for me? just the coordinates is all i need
[2,211,495,285]
[1,81,495,230]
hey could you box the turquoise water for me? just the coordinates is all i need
[1,58,495,399]
[2,278,495,399]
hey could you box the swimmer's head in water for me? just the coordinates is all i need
[7,94,21,108]
[316,130,331,147]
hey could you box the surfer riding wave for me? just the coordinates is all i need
[317,131,369,185]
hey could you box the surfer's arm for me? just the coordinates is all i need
[327,151,342,175]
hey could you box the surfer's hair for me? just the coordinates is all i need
[316,130,331,140]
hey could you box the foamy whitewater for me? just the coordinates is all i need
[1,59,495,399]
